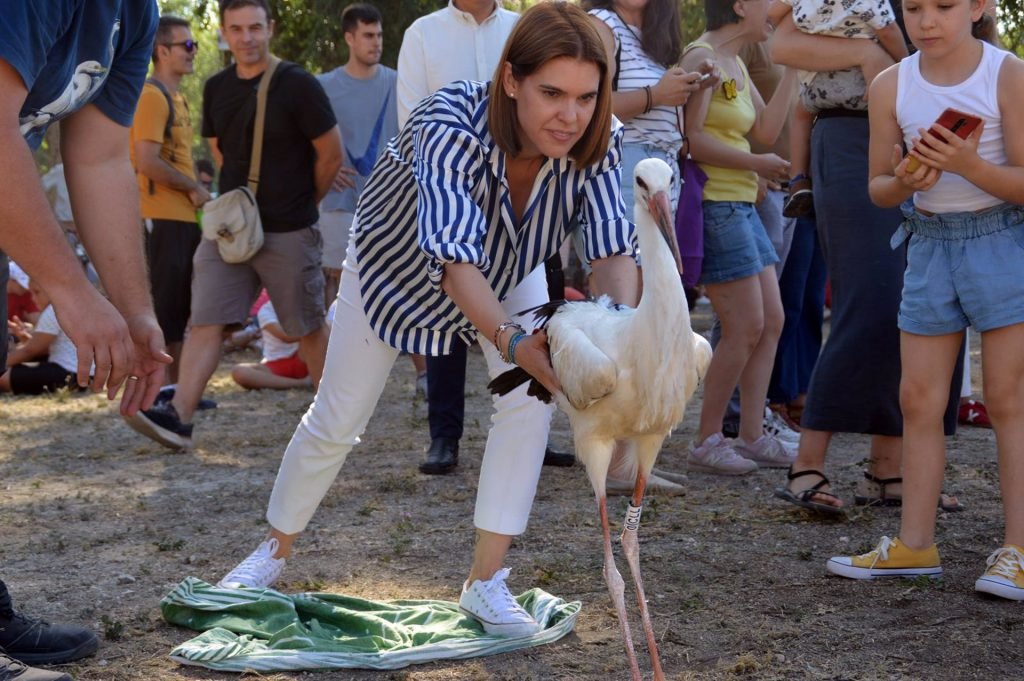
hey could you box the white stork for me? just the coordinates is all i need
[490,158,712,680]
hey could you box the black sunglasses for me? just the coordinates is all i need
[165,39,198,53]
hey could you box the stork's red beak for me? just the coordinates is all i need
[647,190,683,275]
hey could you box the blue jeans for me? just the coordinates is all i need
[768,215,826,404]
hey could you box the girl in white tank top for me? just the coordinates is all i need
[825,0,1024,599]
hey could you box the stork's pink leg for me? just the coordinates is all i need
[597,494,643,681]
[621,474,666,681]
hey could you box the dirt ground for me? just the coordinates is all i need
[1,310,1020,681]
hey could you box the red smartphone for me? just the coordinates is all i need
[905,107,983,173]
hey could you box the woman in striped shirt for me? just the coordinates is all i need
[218,2,641,637]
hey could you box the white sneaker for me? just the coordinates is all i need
[217,538,286,589]
[458,568,540,637]
[764,407,800,447]
[735,434,797,468]
[687,433,758,475]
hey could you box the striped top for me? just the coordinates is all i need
[353,80,637,356]
[589,8,681,157]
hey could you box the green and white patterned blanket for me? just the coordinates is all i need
[161,577,581,672]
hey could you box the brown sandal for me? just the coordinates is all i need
[853,471,964,512]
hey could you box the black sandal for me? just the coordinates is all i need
[854,471,964,512]
[773,467,844,515]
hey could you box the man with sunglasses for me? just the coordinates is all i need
[130,15,210,391]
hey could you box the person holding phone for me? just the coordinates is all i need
[679,0,799,475]
[826,0,1024,601]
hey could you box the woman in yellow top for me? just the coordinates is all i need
[681,0,797,473]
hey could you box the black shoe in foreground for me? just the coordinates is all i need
[419,437,459,475]
[0,605,97,667]
[155,388,217,411]
[124,404,193,449]
[0,654,72,681]
[542,446,575,467]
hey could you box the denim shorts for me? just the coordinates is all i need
[893,202,1024,335]
[699,201,779,285]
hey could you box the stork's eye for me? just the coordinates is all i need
[636,177,648,191]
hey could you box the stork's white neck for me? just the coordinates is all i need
[633,209,687,337]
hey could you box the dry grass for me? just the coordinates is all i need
[0,321,1018,680]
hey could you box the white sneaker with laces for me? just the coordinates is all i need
[687,433,758,475]
[458,568,540,637]
[217,538,286,589]
[764,407,800,446]
[735,433,797,468]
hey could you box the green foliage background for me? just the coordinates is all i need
[31,0,1024,171]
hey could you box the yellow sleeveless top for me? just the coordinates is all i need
[685,41,758,203]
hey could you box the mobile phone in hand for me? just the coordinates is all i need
[905,107,983,173]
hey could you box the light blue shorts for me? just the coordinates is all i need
[893,202,1024,335]
[699,201,779,285]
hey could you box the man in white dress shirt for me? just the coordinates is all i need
[397,0,576,476]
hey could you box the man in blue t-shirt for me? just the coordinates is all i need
[0,2,166,679]
[316,2,399,306]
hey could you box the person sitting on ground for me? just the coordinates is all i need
[6,261,39,326]
[231,299,312,390]
[1,280,91,395]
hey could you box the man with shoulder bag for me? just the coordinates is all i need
[126,0,342,450]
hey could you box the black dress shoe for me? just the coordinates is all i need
[543,445,575,467]
[419,437,459,475]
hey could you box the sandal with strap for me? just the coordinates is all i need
[853,471,964,513]
[773,467,844,515]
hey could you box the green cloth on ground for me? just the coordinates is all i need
[161,577,581,672]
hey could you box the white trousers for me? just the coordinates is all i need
[267,241,554,536]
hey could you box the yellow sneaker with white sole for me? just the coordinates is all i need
[975,544,1024,601]
[826,536,942,580]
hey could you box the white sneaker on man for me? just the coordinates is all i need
[217,538,286,589]
[764,407,800,448]
[458,568,540,637]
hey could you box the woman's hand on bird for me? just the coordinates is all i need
[512,330,562,398]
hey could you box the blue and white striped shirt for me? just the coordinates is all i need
[353,80,637,356]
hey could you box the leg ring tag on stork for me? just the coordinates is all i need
[625,503,642,532]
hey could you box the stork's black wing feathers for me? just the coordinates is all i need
[519,299,568,328]
[485,299,569,402]
[486,367,553,403]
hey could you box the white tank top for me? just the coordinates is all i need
[896,40,1009,214]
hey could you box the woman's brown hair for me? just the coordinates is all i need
[488,1,613,168]
[582,0,683,67]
